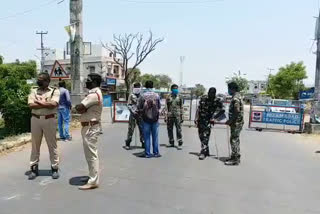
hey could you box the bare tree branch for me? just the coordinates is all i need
[102,31,164,100]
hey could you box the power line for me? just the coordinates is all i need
[119,0,223,4]
[0,0,62,21]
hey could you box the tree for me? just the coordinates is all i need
[226,75,249,93]
[0,59,37,135]
[193,84,206,97]
[103,31,164,99]
[138,73,160,88]
[155,74,172,90]
[267,62,307,100]
[0,55,3,65]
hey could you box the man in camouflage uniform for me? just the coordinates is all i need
[124,82,144,150]
[165,84,184,150]
[195,87,225,160]
[225,82,244,166]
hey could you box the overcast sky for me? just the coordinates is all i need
[0,0,319,92]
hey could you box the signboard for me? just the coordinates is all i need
[50,60,70,79]
[251,111,263,122]
[106,78,117,86]
[113,101,130,122]
[262,112,302,126]
[299,88,314,100]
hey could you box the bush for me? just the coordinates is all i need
[0,60,37,135]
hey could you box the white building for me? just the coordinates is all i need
[42,44,124,83]
[248,80,267,94]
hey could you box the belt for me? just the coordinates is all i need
[81,121,100,127]
[32,114,55,119]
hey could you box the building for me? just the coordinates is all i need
[42,44,125,84]
[248,80,267,94]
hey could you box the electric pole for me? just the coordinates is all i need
[70,0,84,104]
[315,13,320,102]
[36,31,48,72]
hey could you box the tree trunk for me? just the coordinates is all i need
[125,78,130,101]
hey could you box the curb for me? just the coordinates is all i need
[0,134,31,154]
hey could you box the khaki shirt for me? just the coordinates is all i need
[28,87,60,116]
[80,87,103,122]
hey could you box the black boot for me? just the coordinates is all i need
[124,140,131,150]
[141,142,145,149]
[28,164,39,180]
[199,153,206,160]
[51,167,60,179]
[225,155,240,166]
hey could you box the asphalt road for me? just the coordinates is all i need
[1,121,320,214]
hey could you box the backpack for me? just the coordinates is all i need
[142,94,159,123]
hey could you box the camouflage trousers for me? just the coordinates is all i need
[230,123,243,158]
[198,122,211,154]
[126,114,144,146]
[167,117,183,145]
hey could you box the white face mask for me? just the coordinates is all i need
[133,88,141,95]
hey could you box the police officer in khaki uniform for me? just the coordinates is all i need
[28,72,60,180]
[75,73,103,190]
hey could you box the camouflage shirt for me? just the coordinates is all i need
[228,92,244,125]
[197,95,224,122]
[128,93,140,114]
[166,94,184,118]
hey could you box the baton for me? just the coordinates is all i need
[226,125,231,158]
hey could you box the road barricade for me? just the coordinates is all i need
[248,103,304,133]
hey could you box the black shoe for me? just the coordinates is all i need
[153,154,162,158]
[124,145,131,150]
[225,158,240,166]
[28,164,39,180]
[199,153,206,160]
[167,143,175,148]
[51,167,60,179]
[178,141,183,147]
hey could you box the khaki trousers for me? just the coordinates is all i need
[30,116,59,169]
[81,124,100,185]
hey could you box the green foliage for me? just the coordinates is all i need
[193,84,206,97]
[0,59,37,135]
[226,76,249,93]
[0,55,3,65]
[137,73,173,90]
[267,62,307,100]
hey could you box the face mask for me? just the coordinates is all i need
[37,80,45,88]
[172,89,179,95]
[133,88,141,95]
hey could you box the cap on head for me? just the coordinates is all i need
[228,81,240,92]
[38,72,51,83]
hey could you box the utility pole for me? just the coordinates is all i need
[179,56,185,88]
[315,13,320,102]
[36,31,48,72]
[70,0,84,104]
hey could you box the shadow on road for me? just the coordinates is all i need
[69,176,89,186]
[315,151,320,154]
[215,157,230,163]
[122,146,144,150]
[24,170,52,177]
[189,152,218,159]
